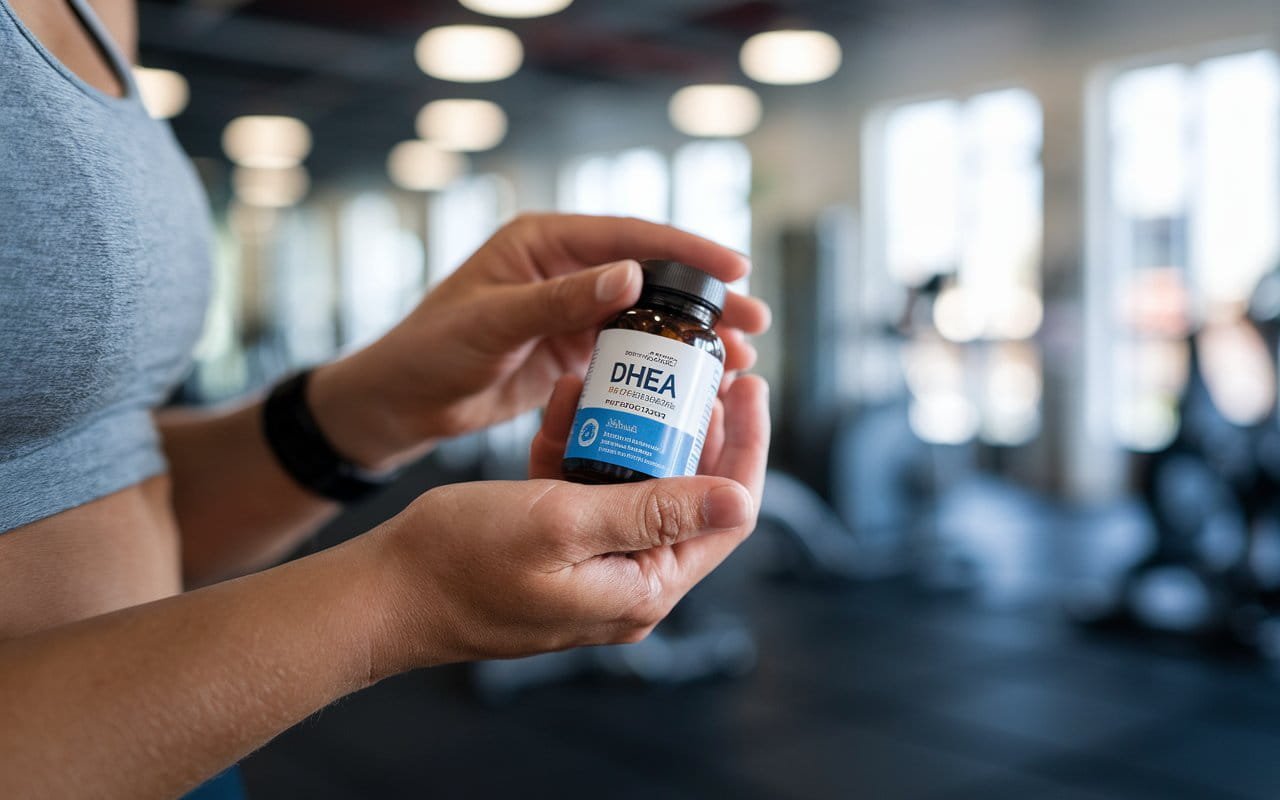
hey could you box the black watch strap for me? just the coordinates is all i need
[262,370,394,503]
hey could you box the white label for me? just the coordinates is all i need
[564,328,723,478]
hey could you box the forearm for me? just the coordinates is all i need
[0,531,397,800]
[160,399,338,586]
[160,358,432,586]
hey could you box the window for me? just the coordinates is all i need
[865,88,1045,445]
[1092,49,1280,451]
[273,207,338,366]
[558,148,670,222]
[673,140,753,257]
[428,174,514,286]
[339,193,425,348]
[559,143,753,288]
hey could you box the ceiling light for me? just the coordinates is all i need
[387,140,468,191]
[668,84,762,138]
[132,67,189,119]
[415,99,508,152]
[740,29,842,85]
[232,165,309,208]
[415,25,523,83]
[933,286,984,343]
[459,0,573,18]
[222,115,312,168]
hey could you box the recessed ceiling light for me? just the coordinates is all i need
[740,29,842,85]
[415,25,523,83]
[416,99,509,152]
[387,140,468,191]
[669,84,762,138]
[232,165,310,208]
[132,67,189,119]
[221,115,312,168]
[459,0,573,19]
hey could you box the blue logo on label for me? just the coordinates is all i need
[577,418,600,448]
[565,407,698,478]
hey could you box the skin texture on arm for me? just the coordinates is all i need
[0,533,388,800]
[0,373,769,800]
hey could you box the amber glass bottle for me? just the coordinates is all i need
[563,260,726,484]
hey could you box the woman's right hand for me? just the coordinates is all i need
[369,373,769,677]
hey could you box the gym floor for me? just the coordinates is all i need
[241,576,1280,799]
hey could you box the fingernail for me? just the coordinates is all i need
[596,261,637,303]
[704,484,752,530]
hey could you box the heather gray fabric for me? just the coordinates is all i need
[0,0,212,532]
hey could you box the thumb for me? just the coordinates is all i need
[485,260,642,345]
[565,477,754,556]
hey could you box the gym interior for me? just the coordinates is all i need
[135,0,1280,797]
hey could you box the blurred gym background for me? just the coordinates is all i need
[137,0,1280,797]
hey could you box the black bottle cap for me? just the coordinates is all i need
[640,260,727,317]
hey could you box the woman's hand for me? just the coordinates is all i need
[368,371,769,675]
[309,214,771,470]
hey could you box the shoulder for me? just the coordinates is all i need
[86,0,137,64]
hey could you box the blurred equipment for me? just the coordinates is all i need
[471,609,756,705]
[1080,268,1280,657]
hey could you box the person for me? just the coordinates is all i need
[0,1,772,797]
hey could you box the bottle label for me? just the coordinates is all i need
[565,328,723,478]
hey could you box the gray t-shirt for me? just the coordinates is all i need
[0,0,213,532]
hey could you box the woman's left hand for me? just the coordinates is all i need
[308,213,771,470]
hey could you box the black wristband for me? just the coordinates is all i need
[262,369,394,503]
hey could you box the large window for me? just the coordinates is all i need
[865,88,1044,446]
[1092,49,1280,451]
[559,143,752,261]
[427,174,514,286]
[559,148,670,223]
[272,207,338,366]
[339,193,425,348]
[673,140,752,257]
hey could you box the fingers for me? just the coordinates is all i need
[721,292,772,335]
[705,374,771,507]
[530,377,769,639]
[655,375,771,592]
[720,327,757,373]
[697,398,726,474]
[523,214,751,285]
[482,259,643,347]
[541,477,753,558]
[529,375,583,479]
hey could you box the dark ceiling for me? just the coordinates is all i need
[140,0,998,182]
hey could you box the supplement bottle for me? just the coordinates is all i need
[563,260,726,484]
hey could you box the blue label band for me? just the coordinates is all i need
[564,406,698,478]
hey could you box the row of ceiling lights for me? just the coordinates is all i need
[133,0,842,206]
[387,9,843,190]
